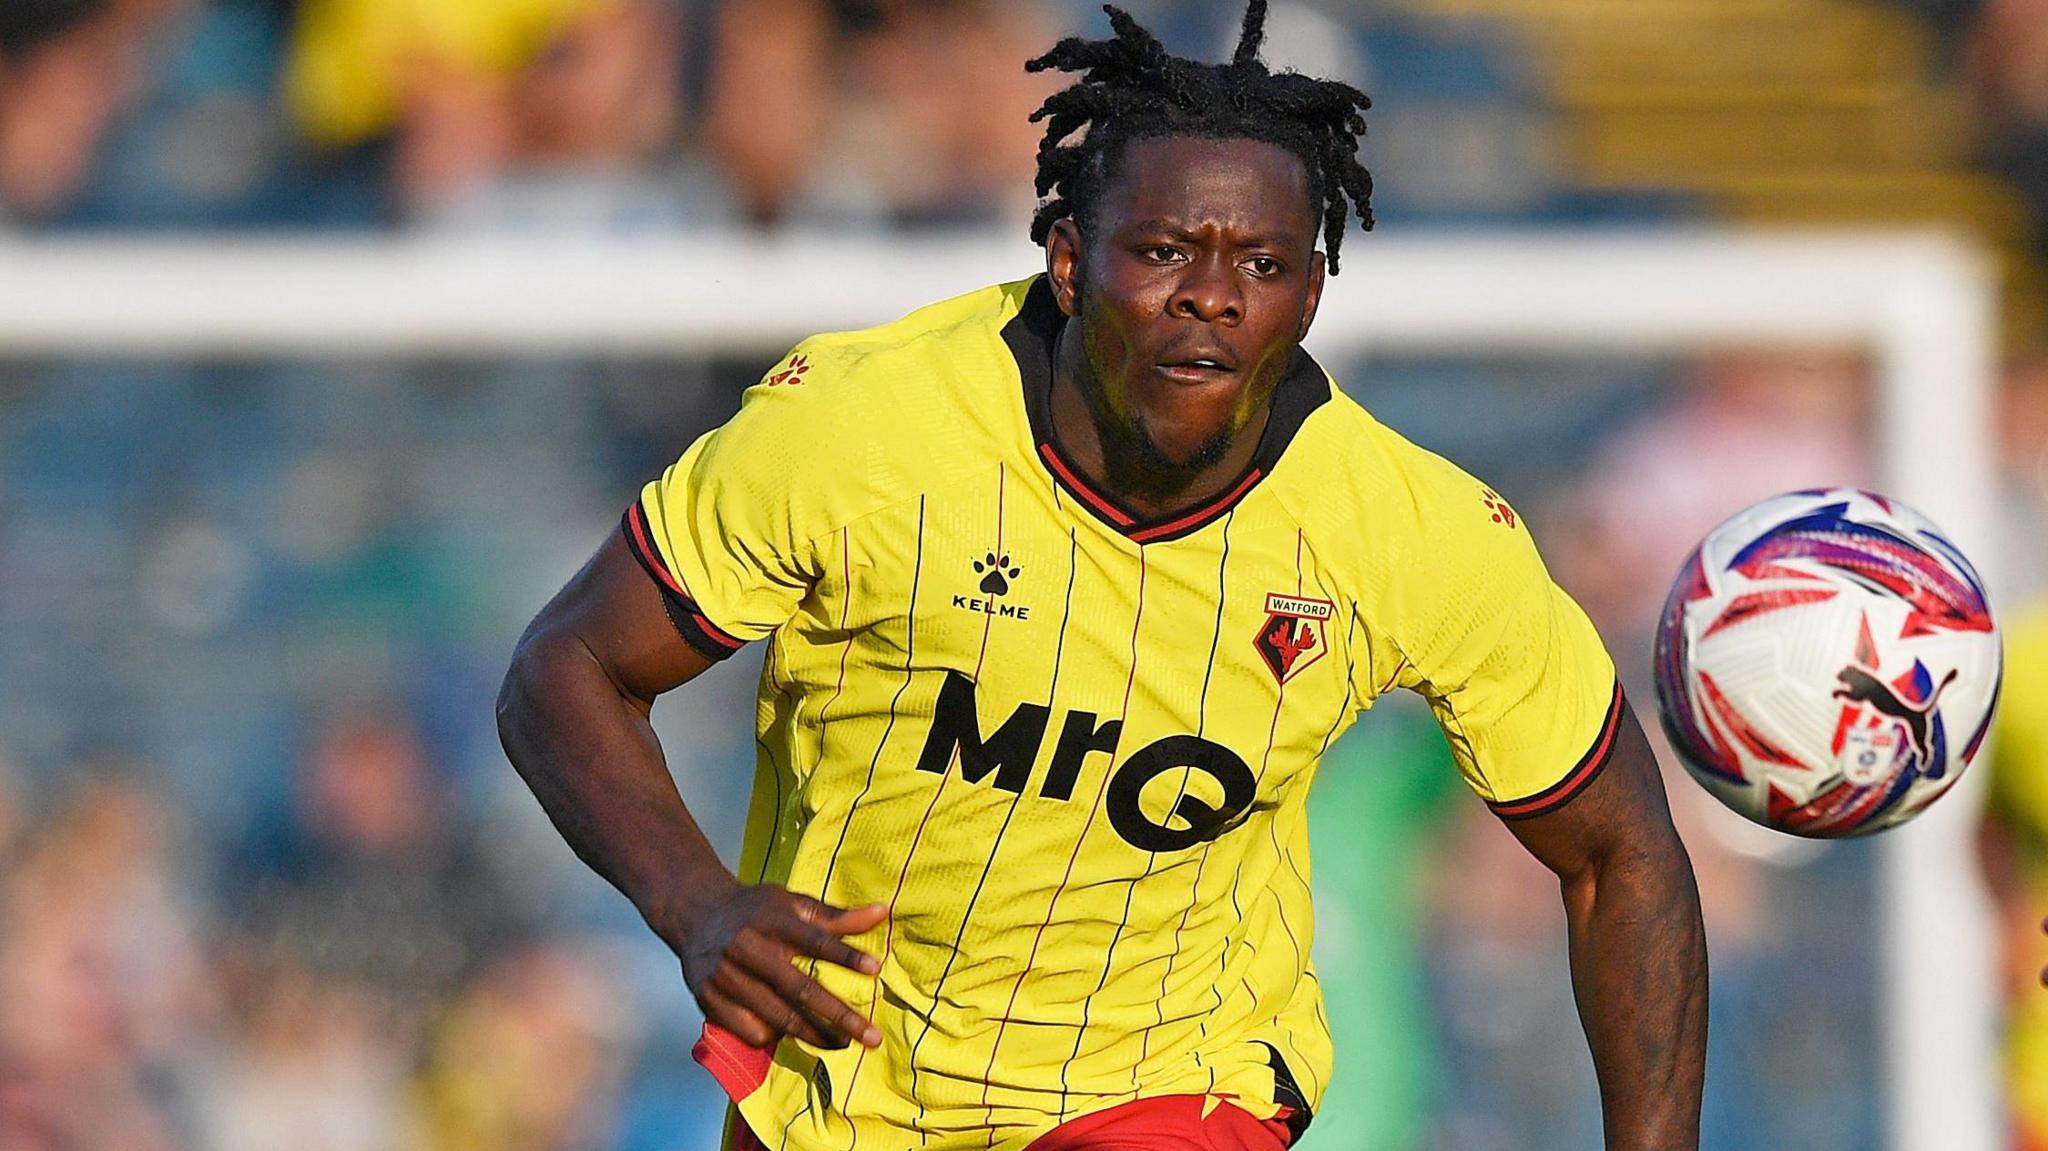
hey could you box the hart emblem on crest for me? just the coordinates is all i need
[1254,593,1334,684]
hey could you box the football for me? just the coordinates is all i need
[1653,488,2003,838]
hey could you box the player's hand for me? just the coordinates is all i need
[666,878,888,1051]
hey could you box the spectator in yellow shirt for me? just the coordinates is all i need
[285,0,680,215]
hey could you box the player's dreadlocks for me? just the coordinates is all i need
[1025,1,1375,273]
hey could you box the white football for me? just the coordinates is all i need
[1652,488,2002,837]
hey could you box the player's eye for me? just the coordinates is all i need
[1244,256,1285,277]
[1140,245,1184,264]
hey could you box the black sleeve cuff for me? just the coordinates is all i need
[622,502,748,663]
[1487,681,1625,822]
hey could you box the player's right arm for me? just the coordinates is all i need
[498,340,889,1052]
[497,531,885,1051]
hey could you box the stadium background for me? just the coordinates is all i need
[0,1,2045,1150]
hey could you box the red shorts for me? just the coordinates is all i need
[730,1094,1293,1151]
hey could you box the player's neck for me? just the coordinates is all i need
[1049,327,1269,521]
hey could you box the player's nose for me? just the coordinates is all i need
[1168,254,1243,326]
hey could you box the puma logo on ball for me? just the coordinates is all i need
[1832,666,1957,770]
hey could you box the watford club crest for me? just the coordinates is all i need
[1254,593,1334,684]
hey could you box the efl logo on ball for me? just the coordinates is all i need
[1652,488,2002,838]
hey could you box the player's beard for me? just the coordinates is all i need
[1072,316,1250,498]
[1073,366,1241,497]
[1123,409,1237,477]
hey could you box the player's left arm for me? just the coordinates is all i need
[1504,701,1708,1151]
[1372,450,1708,1150]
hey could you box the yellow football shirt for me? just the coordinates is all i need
[625,277,1620,1150]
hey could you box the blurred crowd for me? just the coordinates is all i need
[1964,0,2048,264]
[0,0,1071,231]
[0,360,764,1151]
[3,1,2048,1150]
[0,0,2039,248]
[0,0,1768,234]
[0,727,638,1151]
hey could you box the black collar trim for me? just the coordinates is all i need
[1000,276,1330,545]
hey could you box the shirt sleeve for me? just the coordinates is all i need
[621,343,850,661]
[1385,468,1623,821]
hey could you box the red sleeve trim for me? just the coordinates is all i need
[692,1022,774,1102]
[624,500,687,597]
[1488,681,1625,822]
[621,503,749,661]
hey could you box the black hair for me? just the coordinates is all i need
[1025,1,1374,273]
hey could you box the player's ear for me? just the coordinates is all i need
[1046,218,1084,317]
[1299,251,1326,341]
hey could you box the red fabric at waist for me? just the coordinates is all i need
[726,1093,1293,1151]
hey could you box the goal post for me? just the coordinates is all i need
[0,230,2002,1151]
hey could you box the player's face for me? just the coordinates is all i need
[1049,135,1326,476]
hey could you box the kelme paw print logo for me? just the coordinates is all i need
[766,354,810,387]
[974,552,1022,597]
[1481,487,1518,529]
